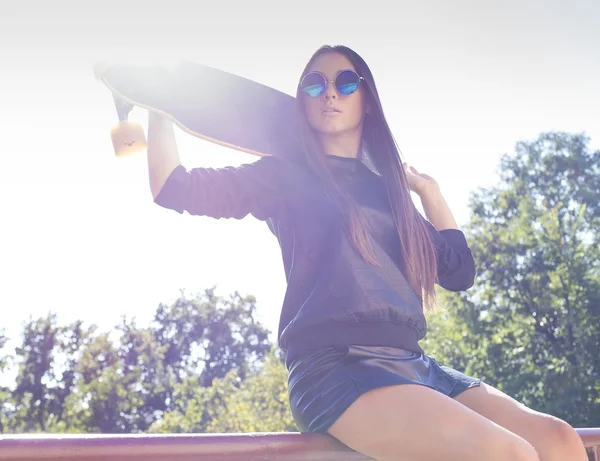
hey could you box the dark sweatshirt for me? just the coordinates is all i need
[154,154,476,362]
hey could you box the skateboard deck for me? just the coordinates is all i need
[94,60,302,159]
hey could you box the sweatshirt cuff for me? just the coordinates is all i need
[153,165,187,214]
[439,228,469,249]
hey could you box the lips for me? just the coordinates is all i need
[321,107,341,114]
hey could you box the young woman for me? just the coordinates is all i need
[147,45,587,461]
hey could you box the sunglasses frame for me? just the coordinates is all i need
[299,69,365,98]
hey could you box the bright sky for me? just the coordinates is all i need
[1,0,599,358]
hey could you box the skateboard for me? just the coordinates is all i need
[93,60,302,159]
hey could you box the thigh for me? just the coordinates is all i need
[454,382,588,461]
[327,383,538,461]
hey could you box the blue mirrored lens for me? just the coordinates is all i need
[301,72,326,97]
[336,70,360,95]
[303,83,325,97]
[300,70,361,97]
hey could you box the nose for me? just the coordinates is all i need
[323,80,337,100]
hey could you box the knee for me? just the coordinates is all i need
[545,416,584,454]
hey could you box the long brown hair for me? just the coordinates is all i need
[295,45,439,311]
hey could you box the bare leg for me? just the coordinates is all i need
[327,383,540,461]
[455,383,588,461]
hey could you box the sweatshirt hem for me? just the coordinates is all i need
[283,320,425,363]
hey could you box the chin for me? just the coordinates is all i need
[316,126,344,135]
[318,123,362,137]
[310,119,349,135]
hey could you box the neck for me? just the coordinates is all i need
[318,128,362,159]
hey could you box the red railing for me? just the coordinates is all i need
[0,429,599,461]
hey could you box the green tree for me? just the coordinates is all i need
[150,349,296,434]
[146,371,234,434]
[424,132,600,426]
[0,330,12,433]
[63,288,273,433]
[207,349,297,433]
[9,315,94,433]
[152,288,272,387]
[63,332,120,433]
[65,324,167,433]
[1,287,274,434]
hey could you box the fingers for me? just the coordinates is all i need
[403,162,420,175]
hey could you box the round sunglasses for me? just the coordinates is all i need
[300,69,364,97]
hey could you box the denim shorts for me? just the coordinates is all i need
[286,344,482,433]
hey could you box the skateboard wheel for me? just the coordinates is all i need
[110,121,147,156]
